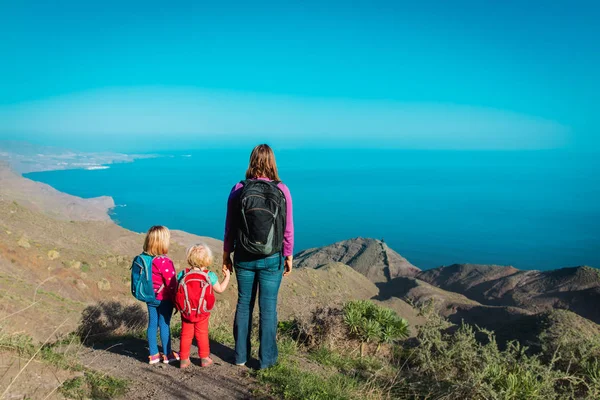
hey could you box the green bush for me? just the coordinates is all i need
[343,301,409,356]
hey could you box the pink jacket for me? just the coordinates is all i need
[151,256,177,302]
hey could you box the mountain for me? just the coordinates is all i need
[295,237,420,283]
[417,263,600,323]
[295,242,600,337]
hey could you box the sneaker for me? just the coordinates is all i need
[180,359,191,369]
[163,351,180,364]
[200,357,214,368]
[148,353,161,365]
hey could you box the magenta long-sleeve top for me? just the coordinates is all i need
[224,178,294,257]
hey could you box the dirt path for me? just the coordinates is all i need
[77,337,267,399]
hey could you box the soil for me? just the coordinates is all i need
[0,351,74,400]
[76,337,269,400]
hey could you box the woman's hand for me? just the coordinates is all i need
[222,252,233,274]
[283,256,293,277]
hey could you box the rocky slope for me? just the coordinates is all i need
[418,263,600,323]
[295,242,600,337]
[295,237,420,283]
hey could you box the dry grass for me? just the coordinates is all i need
[0,281,131,399]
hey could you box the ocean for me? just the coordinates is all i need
[25,149,600,271]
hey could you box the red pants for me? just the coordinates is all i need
[180,316,210,360]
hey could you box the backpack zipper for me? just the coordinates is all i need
[246,207,276,216]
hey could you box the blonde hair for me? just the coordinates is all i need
[143,225,170,256]
[245,144,280,181]
[186,244,214,269]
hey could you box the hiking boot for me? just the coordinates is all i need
[200,357,214,367]
[180,358,191,369]
[148,353,161,365]
[163,351,180,364]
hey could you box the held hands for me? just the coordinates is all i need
[214,257,232,294]
[222,252,233,275]
[283,256,293,277]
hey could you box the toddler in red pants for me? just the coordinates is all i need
[176,244,230,368]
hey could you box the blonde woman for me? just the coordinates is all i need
[142,225,180,364]
[223,144,294,369]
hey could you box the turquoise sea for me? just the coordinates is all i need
[25,150,599,271]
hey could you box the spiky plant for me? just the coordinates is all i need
[344,308,363,337]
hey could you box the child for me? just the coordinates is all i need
[177,244,230,368]
[143,225,180,364]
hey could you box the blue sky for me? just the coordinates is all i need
[0,0,598,151]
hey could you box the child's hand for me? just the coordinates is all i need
[214,268,231,294]
[222,252,233,274]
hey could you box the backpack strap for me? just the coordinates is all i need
[195,271,211,313]
[181,270,211,315]
[181,278,191,316]
[242,178,282,185]
[138,254,154,281]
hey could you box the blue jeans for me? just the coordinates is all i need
[147,300,173,356]
[234,253,284,369]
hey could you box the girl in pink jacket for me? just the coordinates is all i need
[143,225,180,364]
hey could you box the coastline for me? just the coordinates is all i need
[9,146,600,271]
[0,160,116,222]
[0,140,158,174]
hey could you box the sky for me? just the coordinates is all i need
[0,0,598,151]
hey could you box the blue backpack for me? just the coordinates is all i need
[130,253,160,306]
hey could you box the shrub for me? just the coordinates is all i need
[76,301,147,343]
[388,304,594,399]
[343,300,409,356]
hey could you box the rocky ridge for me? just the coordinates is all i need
[295,237,420,283]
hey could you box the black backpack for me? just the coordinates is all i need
[236,179,286,256]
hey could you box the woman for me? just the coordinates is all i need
[223,144,294,369]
